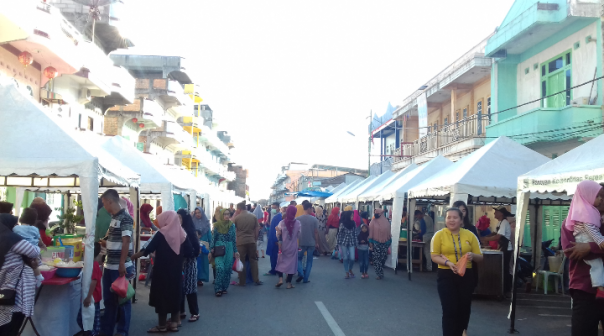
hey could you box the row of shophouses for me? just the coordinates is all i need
[368,0,602,244]
[0,0,248,216]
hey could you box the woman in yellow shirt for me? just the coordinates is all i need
[431,207,483,336]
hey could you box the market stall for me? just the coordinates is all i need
[324,179,363,208]
[407,136,551,286]
[510,134,604,331]
[334,176,377,207]
[0,78,140,335]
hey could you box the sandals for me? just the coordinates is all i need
[180,313,187,319]
[345,273,350,279]
[286,284,295,289]
[147,326,167,333]
[215,292,222,297]
[188,315,199,322]
[221,290,228,295]
[275,282,283,288]
[349,272,355,278]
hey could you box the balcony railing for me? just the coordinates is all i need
[394,114,489,163]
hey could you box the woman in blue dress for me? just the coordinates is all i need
[209,209,239,297]
[193,206,212,285]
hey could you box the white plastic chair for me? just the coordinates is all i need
[536,255,566,295]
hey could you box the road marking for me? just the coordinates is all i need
[538,314,572,317]
[315,301,346,336]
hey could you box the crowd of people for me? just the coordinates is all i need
[2,182,604,336]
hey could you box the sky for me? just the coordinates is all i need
[122,0,516,200]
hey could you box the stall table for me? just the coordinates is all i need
[474,249,504,298]
[19,276,81,336]
[396,240,425,272]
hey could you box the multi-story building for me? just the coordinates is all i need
[386,35,494,171]
[228,164,249,199]
[105,54,236,192]
[484,0,602,245]
[485,0,602,159]
[369,103,400,175]
[269,163,368,203]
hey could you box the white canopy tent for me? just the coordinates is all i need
[379,156,453,269]
[510,134,604,326]
[336,176,377,204]
[406,136,552,279]
[340,170,394,208]
[325,179,363,204]
[101,136,197,212]
[0,79,140,331]
[357,164,419,203]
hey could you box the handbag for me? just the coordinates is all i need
[213,245,225,257]
[0,266,24,306]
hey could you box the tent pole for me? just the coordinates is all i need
[131,187,141,302]
[407,197,415,281]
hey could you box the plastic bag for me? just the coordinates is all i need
[111,275,128,298]
[119,283,135,305]
[232,258,243,272]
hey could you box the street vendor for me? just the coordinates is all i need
[481,206,513,297]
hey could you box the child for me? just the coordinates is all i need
[77,242,102,336]
[15,208,46,285]
[358,224,370,279]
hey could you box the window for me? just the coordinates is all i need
[477,101,483,135]
[87,117,94,131]
[463,108,467,119]
[541,50,572,108]
[434,122,438,132]
[78,114,82,129]
[444,117,448,126]
[455,111,459,122]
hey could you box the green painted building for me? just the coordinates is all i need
[486,0,602,246]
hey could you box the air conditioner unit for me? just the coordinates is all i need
[572,96,589,105]
[78,88,91,104]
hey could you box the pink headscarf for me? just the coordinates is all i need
[284,205,298,237]
[368,208,392,243]
[157,210,187,255]
[121,197,134,218]
[353,210,361,227]
[565,180,603,230]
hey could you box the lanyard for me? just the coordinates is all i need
[451,232,462,262]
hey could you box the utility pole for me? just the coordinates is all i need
[367,109,373,177]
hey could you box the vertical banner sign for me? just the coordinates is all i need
[418,92,428,138]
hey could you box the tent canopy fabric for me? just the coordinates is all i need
[295,190,333,198]
[519,134,604,196]
[380,156,453,201]
[101,136,197,211]
[408,136,551,199]
[336,176,377,203]
[340,171,394,203]
[325,179,363,203]
[358,164,418,202]
[327,183,347,195]
[0,78,140,330]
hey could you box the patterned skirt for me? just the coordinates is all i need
[183,258,198,295]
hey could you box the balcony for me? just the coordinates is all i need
[49,0,133,53]
[102,65,135,107]
[179,116,201,135]
[392,114,489,170]
[485,105,602,146]
[199,125,230,157]
[107,98,164,129]
[133,78,191,110]
[148,121,193,151]
[1,1,85,83]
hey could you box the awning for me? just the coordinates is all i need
[340,171,394,204]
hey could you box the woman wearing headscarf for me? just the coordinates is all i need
[0,202,13,214]
[369,208,392,280]
[120,197,135,218]
[344,205,353,212]
[193,207,212,285]
[337,210,358,278]
[131,211,191,333]
[353,210,362,227]
[265,207,283,275]
[326,207,340,253]
[275,205,302,289]
[177,209,201,323]
[212,206,223,224]
[315,206,330,255]
[254,205,266,259]
[140,204,159,232]
[0,214,39,336]
[294,204,304,218]
[209,209,239,297]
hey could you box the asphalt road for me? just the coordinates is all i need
[128,254,572,336]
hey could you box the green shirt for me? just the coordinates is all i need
[95,207,112,242]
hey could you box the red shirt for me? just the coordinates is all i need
[263,211,269,225]
[561,222,604,294]
[92,261,102,302]
[39,229,52,246]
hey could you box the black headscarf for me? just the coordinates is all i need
[0,214,22,271]
[357,223,369,245]
[341,211,355,230]
[177,209,200,258]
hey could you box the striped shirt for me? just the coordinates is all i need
[0,240,39,326]
[105,209,134,270]
[574,222,604,246]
